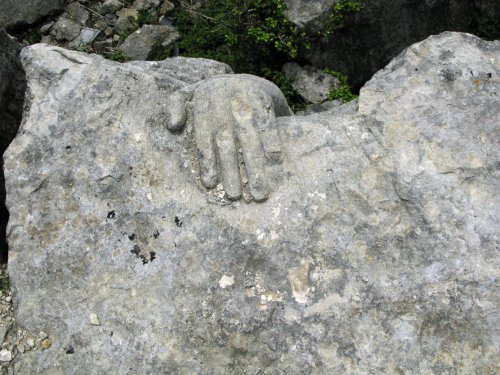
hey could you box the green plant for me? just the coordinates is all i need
[119,25,139,41]
[106,49,128,62]
[173,0,361,108]
[21,27,42,44]
[321,0,362,35]
[324,68,358,102]
[150,44,175,61]
[137,8,160,27]
[174,0,306,69]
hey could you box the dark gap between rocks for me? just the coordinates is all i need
[0,29,27,263]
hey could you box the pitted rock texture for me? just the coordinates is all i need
[4,32,500,374]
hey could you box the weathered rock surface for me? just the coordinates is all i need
[0,0,65,31]
[5,32,500,373]
[119,24,179,60]
[285,0,477,87]
[282,62,340,103]
[0,30,26,261]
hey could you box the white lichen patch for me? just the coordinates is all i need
[89,313,100,326]
[219,275,235,289]
[288,257,313,304]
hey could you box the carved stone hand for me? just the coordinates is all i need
[166,74,293,202]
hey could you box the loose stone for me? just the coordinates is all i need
[41,339,52,350]
[0,349,12,362]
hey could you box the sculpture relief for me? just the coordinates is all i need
[165,74,293,202]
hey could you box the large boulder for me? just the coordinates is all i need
[4,32,499,373]
[0,0,65,31]
[285,0,476,87]
[0,29,26,261]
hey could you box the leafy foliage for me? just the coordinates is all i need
[137,9,160,27]
[173,0,361,108]
[324,68,357,102]
[324,0,363,34]
[106,49,128,62]
[174,0,305,72]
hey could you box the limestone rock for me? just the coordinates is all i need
[68,28,101,49]
[285,0,335,27]
[51,17,82,42]
[99,0,124,16]
[282,62,341,103]
[0,0,65,30]
[133,0,161,11]
[120,24,179,60]
[114,8,139,35]
[65,2,90,26]
[5,32,500,374]
[160,0,175,15]
[0,349,12,362]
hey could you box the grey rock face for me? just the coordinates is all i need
[285,0,475,87]
[5,32,500,374]
[0,0,65,30]
[0,29,26,261]
[285,0,336,27]
[51,18,82,42]
[282,62,341,103]
[120,24,179,60]
[133,0,161,11]
[65,2,90,26]
[99,0,124,16]
[114,8,139,35]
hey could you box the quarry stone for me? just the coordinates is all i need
[4,32,499,374]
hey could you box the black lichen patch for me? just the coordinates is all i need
[175,216,182,227]
[130,244,156,265]
[128,233,135,241]
[131,244,141,256]
[107,210,116,219]
[153,230,160,239]
[65,346,74,354]
[65,145,72,150]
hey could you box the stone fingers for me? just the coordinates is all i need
[165,91,188,131]
[193,104,218,189]
[231,97,269,202]
[247,90,283,163]
[215,126,242,200]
